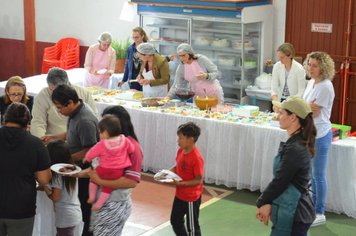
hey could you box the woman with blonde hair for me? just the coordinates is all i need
[0,76,33,124]
[84,32,116,88]
[271,43,306,110]
[303,51,335,227]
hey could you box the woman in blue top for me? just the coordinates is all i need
[118,27,147,91]
[118,27,174,91]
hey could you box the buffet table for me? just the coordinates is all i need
[1,71,355,222]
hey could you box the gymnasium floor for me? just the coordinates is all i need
[121,173,356,236]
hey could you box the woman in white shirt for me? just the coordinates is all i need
[271,43,306,111]
[303,51,335,227]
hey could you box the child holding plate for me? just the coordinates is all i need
[37,139,82,236]
[165,122,204,236]
[83,115,134,211]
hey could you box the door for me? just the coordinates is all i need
[286,0,356,130]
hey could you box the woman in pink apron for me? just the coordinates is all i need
[136,43,170,97]
[166,43,224,103]
[84,32,116,89]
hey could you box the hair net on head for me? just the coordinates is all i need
[98,32,112,42]
[137,43,155,55]
[177,43,195,55]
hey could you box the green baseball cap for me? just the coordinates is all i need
[272,96,312,119]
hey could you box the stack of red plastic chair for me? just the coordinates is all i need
[41,37,80,74]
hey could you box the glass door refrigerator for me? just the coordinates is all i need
[137,3,273,103]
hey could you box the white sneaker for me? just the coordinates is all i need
[311,214,326,227]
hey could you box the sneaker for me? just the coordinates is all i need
[311,214,326,227]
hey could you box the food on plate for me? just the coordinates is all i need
[116,89,144,100]
[150,37,161,41]
[216,115,225,120]
[211,105,234,114]
[132,105,141,108]
[271,116,278,121]
[94,97,103,102]
[117,100,126,104]
[104,90,117,96]
[154,172,168,180]
[87,86,102,95]
[148,106,158,110]
[59,165,76,173]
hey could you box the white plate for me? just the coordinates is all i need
[170,99,181,103]
[97,69,107,74]
[50,163,82,175]
[154,170,182,182]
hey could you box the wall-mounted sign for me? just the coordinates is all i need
[311,23,333,33]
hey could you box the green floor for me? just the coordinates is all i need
[152,186,356,236]
[123,183,356,236]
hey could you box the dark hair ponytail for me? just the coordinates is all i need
[298,113,316,157]
[286,110,316,157]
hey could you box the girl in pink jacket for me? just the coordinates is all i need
[83,115,134,211]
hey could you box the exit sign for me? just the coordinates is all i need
[311,23,333,33]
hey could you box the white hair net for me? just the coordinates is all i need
[137,43,155,55]
[98,32,112,42]
[177,43,195,55]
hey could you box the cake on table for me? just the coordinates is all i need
[116,89,144,100]
[232,105,259,117]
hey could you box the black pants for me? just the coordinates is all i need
[78,177,92,236]
[170,195,202,236]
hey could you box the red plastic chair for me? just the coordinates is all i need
[41,37,80,74]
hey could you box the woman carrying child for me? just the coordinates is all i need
[83,115,134,211]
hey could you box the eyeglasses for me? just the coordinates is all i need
[178,54,187,58]
[9,93,24,98]
[138,52,146,56]
[131,36,141,40]
[55,103,68,111]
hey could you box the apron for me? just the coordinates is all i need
[270,152,301,236]
[84,49,109,88]
[142,68,167,97]
[184,60,223,104]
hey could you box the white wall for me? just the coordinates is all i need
[0,0,140,45]
[272,0,287,62]
[0,0,24,40]
[0,0,286,54]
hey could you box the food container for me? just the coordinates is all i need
[232,39,253,49]
[194,94,219,110]
[141,98,161,107]
[217,56,236,66]
[331,124,352,140]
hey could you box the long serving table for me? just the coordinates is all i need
[1,70,356,221]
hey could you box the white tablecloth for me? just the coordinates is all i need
[1,72,356,227]
[96,101,356,219]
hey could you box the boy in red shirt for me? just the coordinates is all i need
[166,122,204,236]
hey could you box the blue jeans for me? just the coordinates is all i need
[312,129,332,214]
